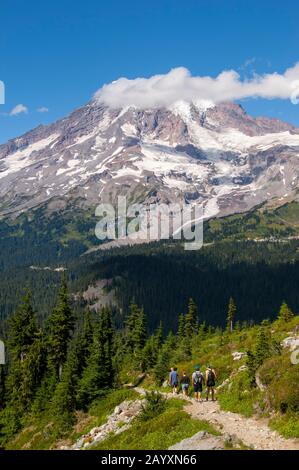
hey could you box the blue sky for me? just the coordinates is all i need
[0,0,298,143]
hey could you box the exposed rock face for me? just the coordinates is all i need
[232,351,247,361]
[61,399,144,450]
[281,336,299,351]
[1,99,299,229]
[169,431,225,450]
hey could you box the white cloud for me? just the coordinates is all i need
[37,106,49,113]
[10,103,28,116]
[94,63,299,109]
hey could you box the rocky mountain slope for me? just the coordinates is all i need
[1,99,299,227]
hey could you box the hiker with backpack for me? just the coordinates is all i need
[169,367,179,394]
[192,365,204,402]
[180,371,191,396]
[205,365,216,401]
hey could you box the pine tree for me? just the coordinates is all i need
[198,321,207,338]
[8,291,38,362]
[142,336,157,371]
[51,339,82,430]
[77,310,94,371]
[226,297,237,333]
[76,307,114,408]
[142,322,164,371]
[17,330,46,411]
[254,322,271,368]
[278,302,294,322]
[6,292,45,412]
[184,298,198,338]
[47,279,74,379]
[154,332,176,385]
[177,314,185,339]
[125,302,147,353]
[246,350,257,387]
[154,321,163,349]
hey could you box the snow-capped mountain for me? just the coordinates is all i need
[1,98,299,221]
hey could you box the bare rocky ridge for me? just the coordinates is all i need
[1,99,299,230]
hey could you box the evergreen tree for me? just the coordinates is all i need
[51,338,82,430]
[154,321,163,349]
[177,314,185,339]
[226,297,237,333]
[125,302,147,353]
[184,298,198,338]
[154,332,176,385]
[8,291,38,362]
[198,321,208,338]
[246,350,257,387]
[17,330,46,411]
[278,301,294,322]
[76,307,114,408]
[254,321,271,368]
[6,292,45,412]
[142,322,163,371]
[77,310,94,371]
[47,279,74,379]
[142,336,157,371]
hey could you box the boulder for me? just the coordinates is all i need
[232,351,247,361]
[281,336,299,351]
[169,431,225,450]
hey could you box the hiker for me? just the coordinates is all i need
[169,367,179,394]
[205,365,216,401]
[192,365,204,402]
[180,371,191,396]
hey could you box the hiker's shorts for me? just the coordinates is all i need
[193,383,202,392]
[181,384,189,391]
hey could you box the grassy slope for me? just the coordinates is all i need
[155,316,299,437]
[5,389,138,450]
[205,201,299,242]
[91,399,219,451]
[3,316,299,450]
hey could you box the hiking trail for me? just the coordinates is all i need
[135,387,299,450]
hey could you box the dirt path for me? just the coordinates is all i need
[185,399,299,450]
[135,387,299,450]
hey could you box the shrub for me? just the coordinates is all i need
[139,392,166,421]
[259,355,299,414]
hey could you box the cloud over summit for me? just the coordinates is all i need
[95,63,299,109]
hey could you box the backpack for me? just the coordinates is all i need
[193,371,203,385]
[207,370,215,386]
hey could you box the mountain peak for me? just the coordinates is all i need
[0,100,299,223]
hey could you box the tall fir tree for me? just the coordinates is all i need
[184,298,199,338]
[47,278,74,380]
[125,302,147,354]
[142,322,164,371]
[78,310,94,370]
[226,297,237,333]
[278,302,294,322]
[8,291,38,362]
[6,292,45,412]
[254,321,271,368]
[154,321,163,349]
[50,337,83,430]
[154,332,176,385]
[76,307,114,408]
[246,350,257,387]
[177,313,185,340]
